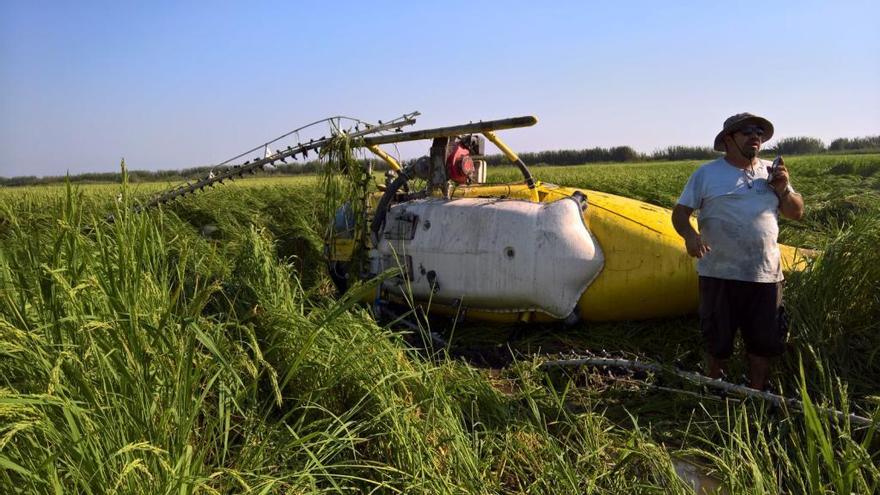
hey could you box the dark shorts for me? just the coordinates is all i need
[699,276,788,359]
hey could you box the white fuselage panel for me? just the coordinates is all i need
[376,197,604,318]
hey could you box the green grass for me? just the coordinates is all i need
[1,154,878,493]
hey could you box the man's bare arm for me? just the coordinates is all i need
[671,204,696,239]
[672,204,710,258]
[777,190,804,220]
[768,158,804,220]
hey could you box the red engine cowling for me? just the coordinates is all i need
[447,144,476,184]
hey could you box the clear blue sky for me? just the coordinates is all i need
[1,0,878,177]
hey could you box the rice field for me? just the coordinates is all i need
[1,154,878,493]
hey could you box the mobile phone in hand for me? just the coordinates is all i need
[769,155,782,175]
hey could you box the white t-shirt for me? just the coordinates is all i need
[677,157,783,283]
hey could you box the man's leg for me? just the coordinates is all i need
[747,353,771,390]
[707,356,728,380]
[699,277,734,379]
[742,281,786,390]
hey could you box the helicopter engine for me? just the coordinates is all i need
[446,134,485,184]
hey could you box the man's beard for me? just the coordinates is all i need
[736,140,758,159]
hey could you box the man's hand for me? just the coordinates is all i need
[768,157,790,195]
[684,232,711,258]
[767,157,805,220]
[672,204,711,258]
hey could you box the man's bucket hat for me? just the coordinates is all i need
[714,112,774,152]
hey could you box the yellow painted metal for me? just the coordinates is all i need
[482,131,519,163]
[567,187,699,320]
[329,238,356,261]
[447,182,538,200]
[481,132,540,202]
[333,181,812,322]
[366,144,401,171]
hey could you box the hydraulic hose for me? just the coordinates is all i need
[370,172,411,246]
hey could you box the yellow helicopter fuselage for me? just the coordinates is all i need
[330,181,808,323]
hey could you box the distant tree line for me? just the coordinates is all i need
[0,159,383,187]
[483,145,647,166]
[2,135,877,186]
[828,136,880,152]
[763,135,880,155]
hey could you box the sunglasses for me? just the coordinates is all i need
[736,126,766,138]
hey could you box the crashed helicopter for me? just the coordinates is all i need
[142,112,807,324]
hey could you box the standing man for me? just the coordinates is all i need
[671,113,804,390]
